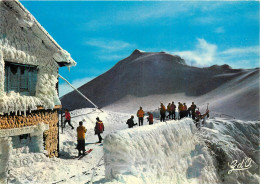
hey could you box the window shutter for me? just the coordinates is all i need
[28,67,37,96]
[10,66,19,92]
[4,62,37,96]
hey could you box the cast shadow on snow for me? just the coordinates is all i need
[86,178,107,184]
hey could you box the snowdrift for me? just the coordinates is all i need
[5,109,260,184]
[103,119,219,184]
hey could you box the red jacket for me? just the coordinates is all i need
[65,111,71,120]
[171,104,176,111]
[148,113,153,123]
[95,121,104,134]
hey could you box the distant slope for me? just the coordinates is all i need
[61,49,259,120]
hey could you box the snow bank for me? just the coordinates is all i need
[200,117,260,184]
[103,119,219,184]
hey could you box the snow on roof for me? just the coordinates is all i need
[3,0,76,67]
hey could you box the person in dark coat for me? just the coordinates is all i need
[171,102,176,120]
[95,117,104,143]
[126,115,137,128]
[190,102,197,120]
[160,103,166,122]
[147,112,154,125]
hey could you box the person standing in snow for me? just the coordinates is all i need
[178,102,184,119]
[171,102,176,120]
[137,107,145,126]
[147,112,154,125]
[95,117,104,143]
[64,109,74,129]
[190,102,197,120]
[160,103,166,122]
[126,115,137,128]
[76,121,86,156]
[183,103,188,117]
[167,103,172,119]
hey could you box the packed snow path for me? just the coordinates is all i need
[6,108,260,184]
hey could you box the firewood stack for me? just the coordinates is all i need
[0,111,59,157]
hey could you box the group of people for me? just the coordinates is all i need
[76,117,104,156]
[63,110,104,156]
[160,102,198,121]
[126,102,209,129]
[64,101,209,156]
[126,107,154,128]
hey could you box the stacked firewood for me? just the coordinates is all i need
[0,111,58,129]
[0,111,59,157]
[44,113,59,157]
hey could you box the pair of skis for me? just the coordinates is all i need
[74,148,93,160]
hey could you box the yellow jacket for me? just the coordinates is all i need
[77,126,86,140]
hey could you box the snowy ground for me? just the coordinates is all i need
[6,108,260,184]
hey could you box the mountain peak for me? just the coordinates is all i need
[131,49,144,56]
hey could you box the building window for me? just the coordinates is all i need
[4,62,38,96]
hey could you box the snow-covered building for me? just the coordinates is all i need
[0,0,76,181]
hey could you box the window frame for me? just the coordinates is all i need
[4,61,38,96]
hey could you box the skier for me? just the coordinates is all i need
[167,103,172,119]
[64,109,74,129]
[76,121,86,156]
[171,101,176,120]
[190,102,197,120]
[95,117,104,143]
[147,112,154,125]
[137,107,144,126]
[160,103,166,122]
[126,115,137,128]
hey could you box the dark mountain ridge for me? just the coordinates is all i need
[61,50,259,120]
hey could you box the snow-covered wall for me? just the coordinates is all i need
[0,0,75,114]
[103,119,219,184]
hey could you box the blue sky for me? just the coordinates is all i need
[21,1,259,96]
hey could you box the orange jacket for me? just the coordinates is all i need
[178,104,184,111]
[183,105,187,110]
[77,126,86,140]
[137,109,144,118]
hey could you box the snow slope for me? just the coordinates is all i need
[6,108,260,184]
[61,50,259,121]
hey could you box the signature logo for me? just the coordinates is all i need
[228,158,252,174]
